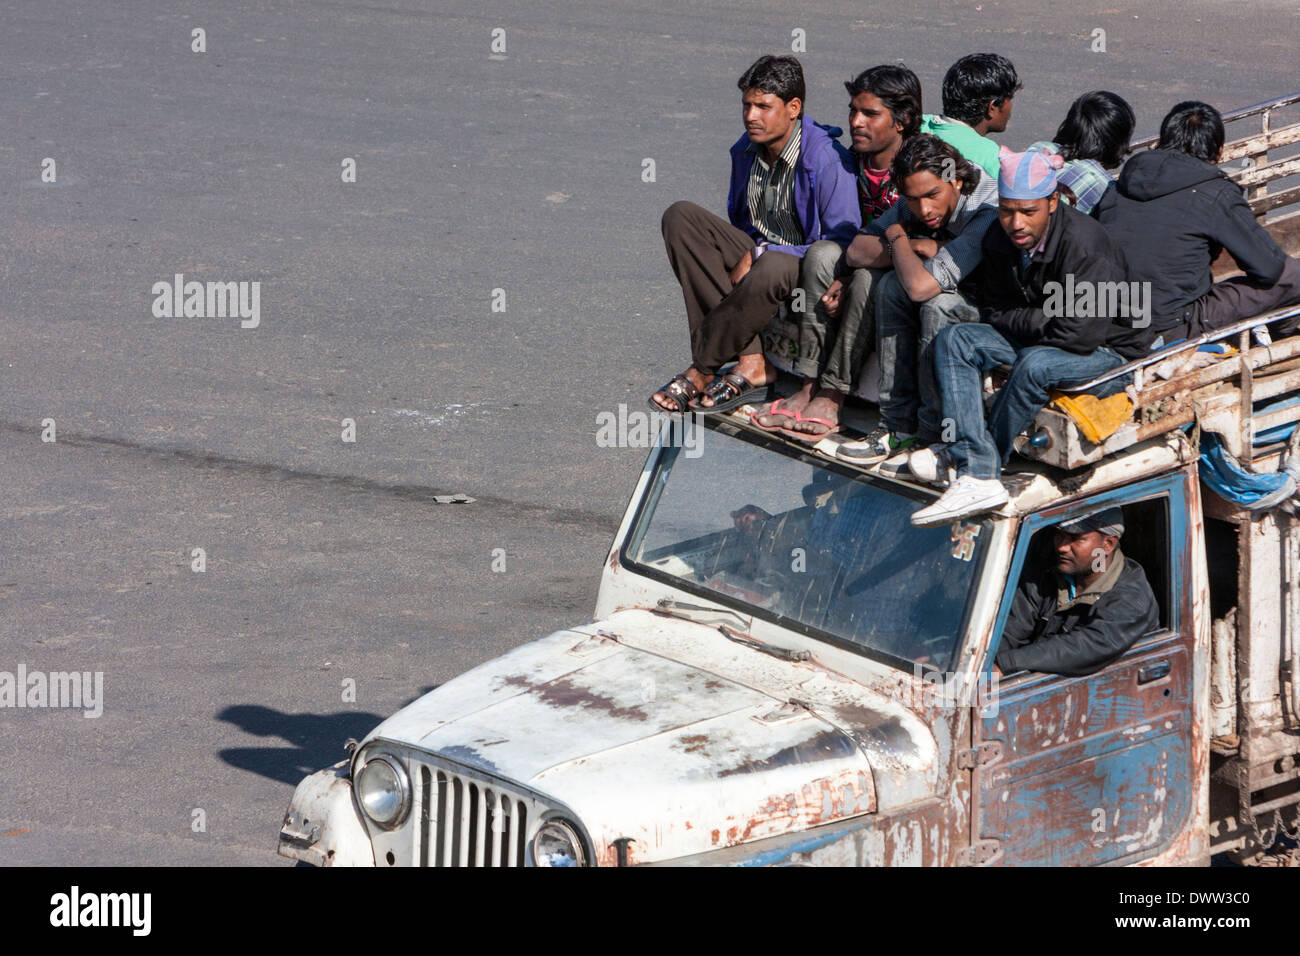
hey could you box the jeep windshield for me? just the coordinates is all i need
[622,420,989,672]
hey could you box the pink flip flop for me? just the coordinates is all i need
[780,409,841,444]
[748,397,799,432]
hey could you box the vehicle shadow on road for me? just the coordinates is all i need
[215,703,388,786]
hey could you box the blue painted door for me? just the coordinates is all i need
[970,473,1196,866]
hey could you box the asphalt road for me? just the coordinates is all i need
[1,0,1296,865]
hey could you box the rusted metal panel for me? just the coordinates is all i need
[964,467,1213,866]
[1009,439,1192,520]
[1165,470,1214,866]
[648,797,964,866]
[974,641,1195,866]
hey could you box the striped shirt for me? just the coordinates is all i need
[746,123,804,246]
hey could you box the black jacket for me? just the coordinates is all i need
[975,202,1152,359]
[995,553,1159,677]
[1095,149,1288,337]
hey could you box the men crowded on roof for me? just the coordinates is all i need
[751,64,921,442]
[1095,100,1300,343]
[908,150,1152,526]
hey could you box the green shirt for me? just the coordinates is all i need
[919,114,1000,178]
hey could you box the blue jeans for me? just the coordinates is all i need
[875,270,980,441]
[934,324,1125,480]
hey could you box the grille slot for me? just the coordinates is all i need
[419,765,528,866]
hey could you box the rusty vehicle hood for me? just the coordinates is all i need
[366,609,941,864]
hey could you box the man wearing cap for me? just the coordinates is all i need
[908,150,1152,526]
[992,508,1159,677]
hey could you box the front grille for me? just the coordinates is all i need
[419,766,529,866]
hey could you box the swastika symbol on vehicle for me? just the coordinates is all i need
[951,521,981,561]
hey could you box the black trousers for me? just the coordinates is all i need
[1194,255,1300,335]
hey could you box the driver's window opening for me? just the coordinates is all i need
[1021,498,1172,634]
[625,426,989,672]
[998,497,1173,681]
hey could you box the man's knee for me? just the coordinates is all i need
[746,249,801,300]
[1007,347,1071,391]
[919,295,976,334]
[800,240,843,287]
[661,200,699,238]
[875,271,914,324]
[934,323,983,364]
[846,267,876,298]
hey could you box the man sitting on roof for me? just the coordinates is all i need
[993,508,1158,677]
[919,53,1022,178]
[1095,100,1300,342]
[834,135,999,465]
[1025,90,1136,215]
[650,55,860,416]
[908,150,1152,527]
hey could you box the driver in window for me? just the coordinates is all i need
[993,507,1159,677]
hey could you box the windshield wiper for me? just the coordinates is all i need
[655,598,750,627]
[717,624,812,663]
[654,599,811,662]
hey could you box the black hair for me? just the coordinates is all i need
[1157,100,1225,164]
[737,55,806,116]
[1053,91,1135,168]
[941,53,1021,126]
[843,63,923,137]
[891,134,980,196]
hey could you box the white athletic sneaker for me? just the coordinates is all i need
[908,444,954,486]
[910,475,1009,527]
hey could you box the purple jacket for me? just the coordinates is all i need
[726,113,861,258]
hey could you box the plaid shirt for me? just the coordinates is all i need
[1027,140,1114,215]
[746,123,804,246]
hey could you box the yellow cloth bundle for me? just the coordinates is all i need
[1049,391,1134,444]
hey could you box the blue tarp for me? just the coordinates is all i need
[1198,396,1300,510]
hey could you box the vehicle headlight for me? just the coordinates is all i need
[532,819,587,867]
[355,754,411,829]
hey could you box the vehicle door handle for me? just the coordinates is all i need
[1138,661,1171,684]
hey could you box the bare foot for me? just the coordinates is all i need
[698,355,775,408]
[651,367,710,412]
[755,378,816,428]
[787,388,845,435]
